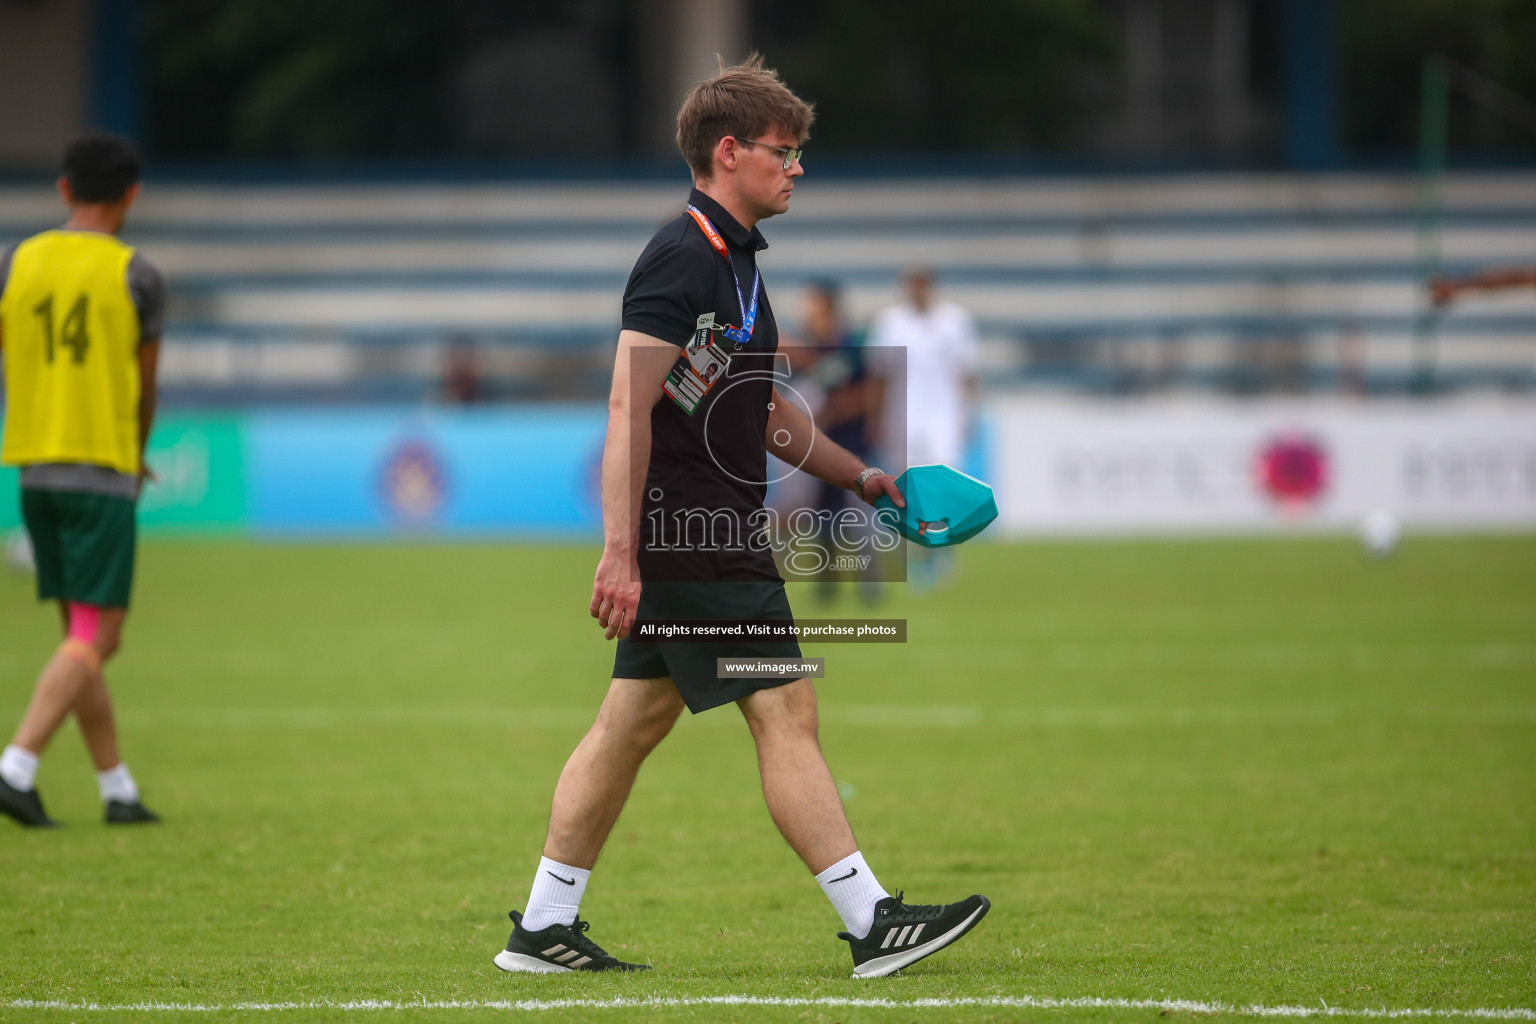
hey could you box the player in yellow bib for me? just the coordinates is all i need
[0,135,163,827]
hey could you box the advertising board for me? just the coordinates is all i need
[992,399,1536,535]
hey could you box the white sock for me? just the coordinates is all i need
[521,857,590,931]
[97,763,140,804]
[0,745,39,791]
[816,851,891,939]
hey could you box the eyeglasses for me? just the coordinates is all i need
[734,137,803,171]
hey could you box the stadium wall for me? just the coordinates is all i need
[1,402,1533,538]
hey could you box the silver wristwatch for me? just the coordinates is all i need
[853,466,885,499]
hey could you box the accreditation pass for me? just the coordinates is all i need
[662,312,731,415]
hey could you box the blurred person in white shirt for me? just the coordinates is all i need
[867,267,980,589]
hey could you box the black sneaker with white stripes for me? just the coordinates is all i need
[493,910,649,973]
[838,891,990,978]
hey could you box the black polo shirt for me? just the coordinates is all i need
[621,187,783,583]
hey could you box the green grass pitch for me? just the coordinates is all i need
[0,536,1532,1023]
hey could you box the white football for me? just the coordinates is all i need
[1360,510,1400,558]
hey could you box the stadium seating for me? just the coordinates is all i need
[1,173,1532,399]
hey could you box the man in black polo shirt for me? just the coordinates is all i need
[493,56,989,979]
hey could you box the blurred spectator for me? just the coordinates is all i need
[787,281,880,606]
[441,336,485,404]
[1337,316,1367,397]
[868,267,979,471]
[867,267,979,590]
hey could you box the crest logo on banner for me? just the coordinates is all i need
[380,438,448,522]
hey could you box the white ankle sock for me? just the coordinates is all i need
[816,851,890,939]
[521,857,590,932]
[97,763,139,804]
[0,745,39,791]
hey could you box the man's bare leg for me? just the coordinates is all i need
[737,678,857,873]
[9,654,94,757]
[50,599,125,773]
[543,676,686,868]
[73,671,122,772]
[1,603,149,823]
[739,679,993,970]
[0,604,128,826]
[739,678,893,940]
[61,608,152,819]
[494,678,682,971]
[12,605,124,756]
[508,677,684,937]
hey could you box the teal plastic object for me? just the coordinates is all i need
[873,464,999,548]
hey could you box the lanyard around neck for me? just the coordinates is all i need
[685,204,761,348]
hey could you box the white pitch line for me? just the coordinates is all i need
[8,995,1534,1018]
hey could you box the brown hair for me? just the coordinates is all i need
[676,53,814,182]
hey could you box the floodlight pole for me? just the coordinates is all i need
[1412,55,1449,396]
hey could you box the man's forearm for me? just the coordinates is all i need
[138,389,156,465]
[600,401,650,556]
[137,340,160,470]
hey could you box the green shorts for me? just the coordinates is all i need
[614,580,803,713]
[21,487,137,608]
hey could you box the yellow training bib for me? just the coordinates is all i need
[1,230,142,474]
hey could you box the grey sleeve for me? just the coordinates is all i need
[0,244,15,298]
[127,252,165,343]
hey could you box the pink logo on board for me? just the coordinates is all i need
[1255,434,1329,508]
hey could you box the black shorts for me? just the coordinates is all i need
[614,580,803,713]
